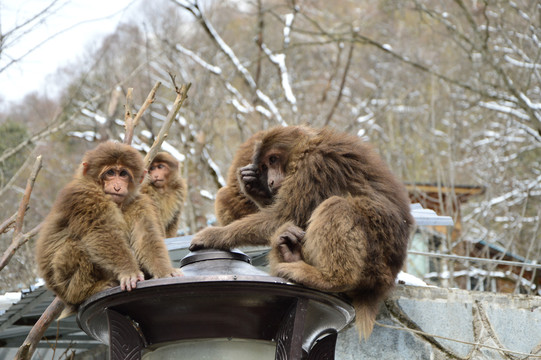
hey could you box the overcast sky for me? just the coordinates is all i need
[0,0,139,105]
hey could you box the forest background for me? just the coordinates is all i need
[0,0,539,293]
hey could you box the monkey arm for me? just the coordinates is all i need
[128,198,179,278]
[215,185,260,225]
[189,207,284,251]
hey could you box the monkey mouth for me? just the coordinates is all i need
[105,192,127,201]
[152,179,166,187]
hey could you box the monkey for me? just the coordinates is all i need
[141,151,187,237]
[189,125,414,340]
[35,141,182,316]
[214,130,269,225]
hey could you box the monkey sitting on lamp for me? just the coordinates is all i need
[36,141,182,317]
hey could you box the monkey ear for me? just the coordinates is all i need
[82,162,89,176]
[140,170,148,184]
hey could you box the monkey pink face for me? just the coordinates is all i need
[102,166,132,204]
[261,151,285,193]
[149,162,170,188]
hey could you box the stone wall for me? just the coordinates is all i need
[336,285,541,360]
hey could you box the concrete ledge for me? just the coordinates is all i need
[336,285,541,360]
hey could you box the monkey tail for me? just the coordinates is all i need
[351,295,380,341]
[58,303,78,320]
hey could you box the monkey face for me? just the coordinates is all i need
[102,166,132,204]
[260,150,286,193]
[149,162,171,188]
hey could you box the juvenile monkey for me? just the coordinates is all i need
[142,152,187,237]
[190,126,414,340]
[36,141,182,315]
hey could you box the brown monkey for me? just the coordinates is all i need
[141,152,187,237]
[36,141,182,315]
[214,130,270,225]
[190,125,414,340]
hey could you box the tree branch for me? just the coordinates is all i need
[143,82,191,169]
[0,155,42,271]
[14,296,65,360]
[124,82,161,145]
[324,41,354,126]
[14,156,42,236]
[132,82,161,130]
[0,211,19,234]
[123,88,134,144]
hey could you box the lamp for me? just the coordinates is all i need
[78,249,354,359]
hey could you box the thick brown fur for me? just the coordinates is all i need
[141,152,187,237]
[35,141,182,314]
[190,126,414,340]
[214,131,267,225]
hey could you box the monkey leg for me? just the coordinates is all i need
[272,196,386,293]
[272,261,353,292]
[63,273,116,305]
[53,248,117,305]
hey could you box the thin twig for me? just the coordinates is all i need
[0,155,42,271]
[13,156,42,236]
[0,149,36,198]
[408,250,541,269]
[143,82,191,169]
[0,211,19,234]
[124,82,161,145]
[324,41,354,126]
[0,223,42,272]
[132,81,161,129]
[123,88,134,144]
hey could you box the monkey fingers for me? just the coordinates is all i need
[189,227,230,251]
[279,244,302,263]
[119,271,145,291]
[170,268,184,277]
[239,170,259,187]
[277,225,305,262]
[239,164,259,179]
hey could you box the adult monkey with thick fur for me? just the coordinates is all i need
[214,130,269,225]
[190,125,414,340]
[142,151,187,237]
[36,141,182,315]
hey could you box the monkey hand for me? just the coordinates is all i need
[238,164,271,200]
[189,227,231,251]
[152,267,183,278]
[119,271,145,291]
[169,268,183,277]
[274,223,305,263]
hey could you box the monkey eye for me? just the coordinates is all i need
[105,169,116,177]
[119,170,129,178]
[149,165,156,171]
[269,155,278,165]
[158,164,166,169]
